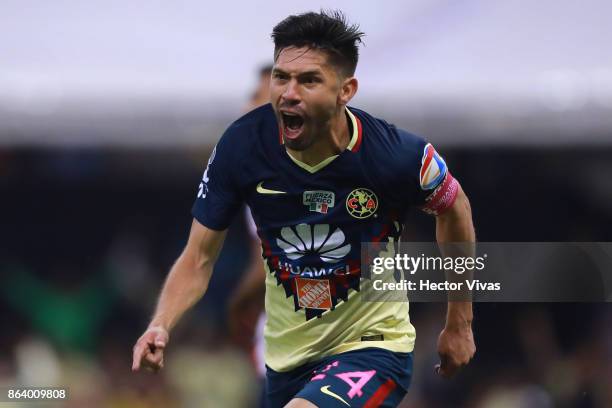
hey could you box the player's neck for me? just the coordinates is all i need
[286,108,350,167]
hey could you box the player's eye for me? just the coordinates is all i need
[302,76,320,84]
[273,72,289,81]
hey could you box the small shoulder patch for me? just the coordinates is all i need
[420,143,447,190]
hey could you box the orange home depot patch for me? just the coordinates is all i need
[295,278,332,310]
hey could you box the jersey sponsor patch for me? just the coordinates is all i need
[264,223,362,320]
[420,143,447,190]
[303,191,335,214]
[276,224,350,263]
[295,277,332,310]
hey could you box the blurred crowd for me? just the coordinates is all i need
[1,141,611,407]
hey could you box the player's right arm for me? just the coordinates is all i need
[132,219,227,372]
[132,118,247,372]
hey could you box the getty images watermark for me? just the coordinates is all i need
[361,242,612,302]
[370,252,499,292]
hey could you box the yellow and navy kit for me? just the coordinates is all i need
[192,104,457,372]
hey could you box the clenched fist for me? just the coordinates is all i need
[132,326,169,372]
[435,323,476,378]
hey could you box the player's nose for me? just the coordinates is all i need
[281,79,301,104]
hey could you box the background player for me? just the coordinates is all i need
[227,65,272,403]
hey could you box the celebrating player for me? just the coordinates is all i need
[133,10,476,407]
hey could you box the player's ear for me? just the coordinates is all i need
[338,76,358,105]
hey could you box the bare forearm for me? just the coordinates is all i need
[445,301,472,329]
[149,251,213,331]
[436,187,474,244]
[436,186,475,326]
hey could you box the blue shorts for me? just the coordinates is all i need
[265,348,413,407]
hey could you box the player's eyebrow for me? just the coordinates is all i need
[298,70,323,78]
[271,68,288,76]
[272,68,323,77]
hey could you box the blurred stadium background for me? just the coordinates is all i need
[1,1,612,407]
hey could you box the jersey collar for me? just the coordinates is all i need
[282,107,362,174]
[345,107,363,152]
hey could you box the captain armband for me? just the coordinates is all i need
[420,172,459,216]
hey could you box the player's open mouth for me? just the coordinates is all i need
[281,111,305,140]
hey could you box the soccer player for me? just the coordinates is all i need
[132,10,476,407]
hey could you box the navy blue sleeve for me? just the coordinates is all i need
[191,126,243,230]
[389,128,430,205]
[394,127,458,214]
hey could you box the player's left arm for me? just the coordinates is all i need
[397,132,476,377]
[434,182,476,378]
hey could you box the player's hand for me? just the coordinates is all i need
[435,322,475,378]
[132,325,169,373]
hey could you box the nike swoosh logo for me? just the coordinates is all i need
[320,385,350,406]
[256,181,286,195]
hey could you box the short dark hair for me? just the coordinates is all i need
[271,10,364,77]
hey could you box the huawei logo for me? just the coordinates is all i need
[276,224,351,264]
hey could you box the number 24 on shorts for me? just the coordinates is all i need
[310,361,376,399]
